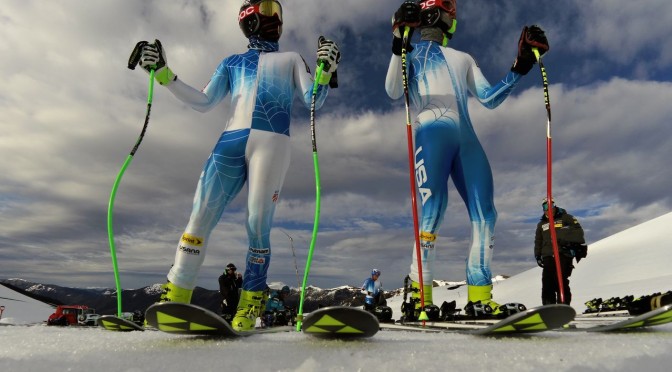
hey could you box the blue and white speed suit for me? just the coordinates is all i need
[361,277,383,307]
[165,42,328,292]
[385,40,522,288]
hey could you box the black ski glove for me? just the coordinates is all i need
[511,25,550,75]
[536,255,544,268]
[139,39,177,86]
[392,1,421,56]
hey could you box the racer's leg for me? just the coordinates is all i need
[241,131,291,291]
[409,121,459,287]
[167,129,250,290]
[452,141,497,288]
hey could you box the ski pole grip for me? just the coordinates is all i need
[128,41,148,70]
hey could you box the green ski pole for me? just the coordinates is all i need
[296,60,325,332]
[107,41,155,317]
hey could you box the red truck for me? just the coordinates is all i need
[47,305,100,326]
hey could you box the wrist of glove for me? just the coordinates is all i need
[511,25,549,75]
[139,39,177,86]
[535,255,544,268]
[392,33,415,56]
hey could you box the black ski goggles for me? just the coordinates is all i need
[238,0,282,23]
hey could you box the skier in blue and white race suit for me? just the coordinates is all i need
[137,0,341,331]
[361,269,384,311]
[385,0,549,316]
[263,285,292,327]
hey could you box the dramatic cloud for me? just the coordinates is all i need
[1,1,670,290]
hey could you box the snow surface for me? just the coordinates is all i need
[1,213,671,371]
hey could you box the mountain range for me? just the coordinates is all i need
[0,278,391,317]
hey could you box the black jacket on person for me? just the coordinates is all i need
[534,207,585,258]
[534,207,585,305]
[218,272,242,316]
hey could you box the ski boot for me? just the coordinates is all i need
[584,298,603,313]
[373,305,394,323]
[439,300,459,321]
[601,296,624,311]
[232,289,268,331]
[158,281,194,303]
[465,284,502,317]
[411,280,440,321]
[464,300,494,318]
[144,281,193,327]
[628,291,671,315]
[497,302,527,317]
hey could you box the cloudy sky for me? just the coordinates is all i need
[1,0,671,291]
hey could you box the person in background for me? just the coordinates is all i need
[263,285,293,326]
[218,263,243,322]
[361,269,386,312]
[534,198,586,305]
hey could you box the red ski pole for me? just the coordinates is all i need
[533,47,565,303]
[401,27,428,322]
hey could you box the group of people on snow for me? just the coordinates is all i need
[135,0,586,330]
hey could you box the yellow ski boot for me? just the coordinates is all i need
[467,284,501,316]
[232,290,267,331]
[158,281,194,303]
[145,281,193,327]
[411,281,440,321]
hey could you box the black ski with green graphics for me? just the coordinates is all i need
[98,315,144,332]
[144,302,291,337]
[144,303,378,339]
[381,304,575,335]
[566,304,672,332]
[301,306,379,339]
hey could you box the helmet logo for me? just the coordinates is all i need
[419,0,456,17]
[239,5,258,22]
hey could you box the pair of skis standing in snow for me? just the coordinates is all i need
[120,0,552,331]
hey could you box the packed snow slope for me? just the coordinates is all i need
[0,285,54,325]
[389,211,672,312]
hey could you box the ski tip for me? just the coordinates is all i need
[97,315,144,332]
[418,311,429,321]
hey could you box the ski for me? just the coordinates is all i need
[145,302,292,338]
[575,310,630,318]
[301,306,379,339]
[98,315,144,332]
[565,304,672,332]
[380,304,575,336]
